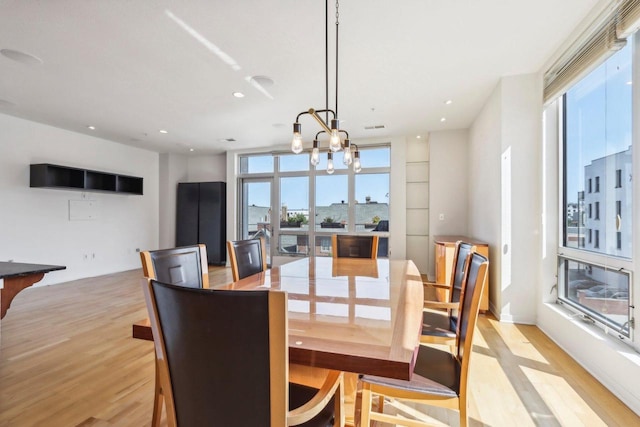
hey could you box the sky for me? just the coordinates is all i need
[565,41,632,203]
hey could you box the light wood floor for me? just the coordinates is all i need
[0,267,638,427]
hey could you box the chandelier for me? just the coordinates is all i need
[290,0,361,174]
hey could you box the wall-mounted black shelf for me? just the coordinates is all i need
[30,163,143,195]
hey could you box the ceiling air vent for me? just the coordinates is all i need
[219,138,236,142]
[364,125,385,130]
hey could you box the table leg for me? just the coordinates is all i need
[1,273,45,319]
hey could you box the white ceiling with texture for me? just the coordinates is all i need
[0,0,601,154]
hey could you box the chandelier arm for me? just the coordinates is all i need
[310,110,333,134]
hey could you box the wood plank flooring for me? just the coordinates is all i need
[0,267,638,426]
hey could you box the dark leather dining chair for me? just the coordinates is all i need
[421,241,475,348]
[331,235,379,259]
[139,244,210,427]
[227,237,267,281]
[358,252,489,427]
[142,279,345,426]
[140,244,209,289]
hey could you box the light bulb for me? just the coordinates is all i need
[353,151,362,173]
[291,122,303,154]
[343,140,352,165]
[327,153,335,174]
[291,133,303,154]
[311,140,320,166]
[329,119,341,152]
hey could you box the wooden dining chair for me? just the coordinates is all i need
[142,279,345,426]
[227,237,267,281]
[331,235,379,259]
[139,244,209,427]
[140,244,209,289]
[421,241,475,348]
[358,252,489,427]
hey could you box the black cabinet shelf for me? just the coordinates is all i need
[30,163,143,195]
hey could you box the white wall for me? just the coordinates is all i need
[467,74,541,324]
[158,154,187,249]
[158,154,226,249]
[428,129,469,278]
[468,81,503,314]
[501,74,542,324]
[0,113,159,285]
[187,155,226,182]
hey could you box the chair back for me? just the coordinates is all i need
[456,252,488,393]
[227,238,267,281]
[140,244,209,288]
[142,280,288,426]
[449,242,475,304]
[331,235,379,259]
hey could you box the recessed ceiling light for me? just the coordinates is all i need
[440,117,446,122]
[189,148,195,152]
[159,129,168,134]
[0,48,43,65]
[445,100,453,105]
[87,125,96,130]
[627,81,633,85]
[233,92,245,98]
[416,135,421,139]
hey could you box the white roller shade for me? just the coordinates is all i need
[544,0,640,103]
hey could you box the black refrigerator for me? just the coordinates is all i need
[176,182,226,265]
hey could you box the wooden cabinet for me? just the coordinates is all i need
[30,163,143,195]
[434,235,489,312]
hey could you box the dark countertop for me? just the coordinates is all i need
[0,262,66,279]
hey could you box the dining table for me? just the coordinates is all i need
[132,256,424,424]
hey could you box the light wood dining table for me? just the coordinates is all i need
[133,256,424,424]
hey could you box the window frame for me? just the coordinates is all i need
[238,146,391,260]
[557,40,635,344]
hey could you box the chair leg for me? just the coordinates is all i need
[152,358,163,427]
[334,374,345,427]
[360,384,372,426]
[459,400,468,427]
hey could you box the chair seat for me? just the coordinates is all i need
[290,383,336,427]
[361,345,460,398]
[422,309,456,338]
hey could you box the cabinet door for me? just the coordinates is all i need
[176,183,200,247]
[199,182,226,265]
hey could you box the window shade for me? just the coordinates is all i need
[544,0,640,103]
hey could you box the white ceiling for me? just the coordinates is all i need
[0,0,601,155]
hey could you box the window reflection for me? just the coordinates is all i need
[316,302,349,319]
[355,305,391,321]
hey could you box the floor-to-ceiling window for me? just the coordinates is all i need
[558,38,634,342]
[238,146,391,261]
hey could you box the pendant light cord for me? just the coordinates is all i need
[335,0,339,119]
[325,0,329,124]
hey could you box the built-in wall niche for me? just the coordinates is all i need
[30,163,143,195]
